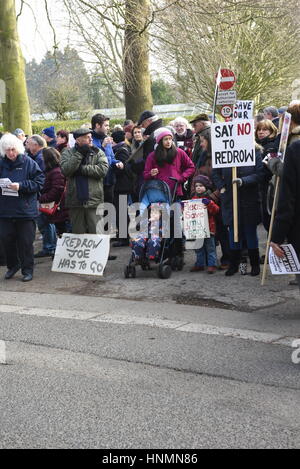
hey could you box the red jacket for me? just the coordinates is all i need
[192,194,219,235]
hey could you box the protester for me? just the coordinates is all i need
[111,130,134,247]
[124,123,135,144]
[271,139,300,290]
[212,146,264,277]
[61,128,108,234]
[189,175,220,273]
[0,133,44,282]
[56,130,70,154]
[42,126,57,148]
[263,106,279,128]
[190,114,211,167]
[131,126,143,153]
[173,117,194,159]
[144,128,195,197]
[26,135,47,171]
[13,128,26,144]
[39,148,69,237]
[255,119,279,232]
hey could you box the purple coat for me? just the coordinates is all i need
[39,166,69,224]
[144,148,195,196]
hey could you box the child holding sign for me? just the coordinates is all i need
[190,175,220,273]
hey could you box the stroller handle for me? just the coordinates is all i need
[168,177,179,202]
[169,177,178,182]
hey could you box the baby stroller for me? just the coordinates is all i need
[124,178,184,279]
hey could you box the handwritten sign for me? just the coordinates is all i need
[52,234,110,276]
[212,120,255,168]
[233,101,254,121]
[269,244,300,275]
[183,200,210,240]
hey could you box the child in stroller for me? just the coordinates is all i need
[124,179,184,279]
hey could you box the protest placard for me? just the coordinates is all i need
[52,234,110,276]
[212,120,255,168]
[269,244,300,275]
[233,101,254,121]
[183,200,210,240]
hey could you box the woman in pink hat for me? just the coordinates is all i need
[143,128,195,198]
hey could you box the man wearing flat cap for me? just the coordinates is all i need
[190,113,211,167]
[61,129,109,234]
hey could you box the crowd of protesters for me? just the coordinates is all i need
[0,102,299,289]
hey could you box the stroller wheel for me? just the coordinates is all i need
[158,264,172,279]
[124,265,136,279]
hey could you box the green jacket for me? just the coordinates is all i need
[61,145,109,209]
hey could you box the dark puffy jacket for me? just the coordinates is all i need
[39,166,69,224]
[212,150,264,226]
[0,155,45,219]
[175,129,194,159]
[26,149,45,172]
[272,140,300,256]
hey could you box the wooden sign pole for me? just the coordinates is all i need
[232,167,239,243]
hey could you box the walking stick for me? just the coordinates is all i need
[261,176,280,286]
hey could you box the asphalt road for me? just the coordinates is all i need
[0,229,299,449]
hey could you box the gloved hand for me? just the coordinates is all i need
[232,178,243,187]
[268,158,283,177]
[201,198,210,206]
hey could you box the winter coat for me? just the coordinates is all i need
[61,145,109,209]
[212,150,264,226]
[175,129,194,159]
[272,140,300,256]
[192,194,219,235]
[92,130,121,186]
[129,119,164,191]
[113,142,135,195]
[256,136,279,184]
[0,155,45,219]
[144,148,195,197]
[26,149,45,172]
[39,166,69,224]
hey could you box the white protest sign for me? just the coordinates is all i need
[52,234,110,276]
[183,200,210,240]
[269,244,300,275]
[216,90,237,105]
[233,101,254,121]
[278,112,291,162]
[212,120,255,168]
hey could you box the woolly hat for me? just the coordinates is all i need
[154,127,174,145]
[42,126,56,139]
[112,130,125,144]
[192,174,213,191]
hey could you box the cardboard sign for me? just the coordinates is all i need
[233,101,254,121]
[183,200,210,240]
[52,234,110,276]
[216,90,237,105]
[212,120,255,168]
[269,244,300,275]
[278,112,291,162]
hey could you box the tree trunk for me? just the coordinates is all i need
[0,0,32,134]
[123,0,153,121]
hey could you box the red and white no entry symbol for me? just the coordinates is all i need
[218,69,236,91]
[220,105,233,118]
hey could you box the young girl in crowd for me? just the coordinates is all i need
[189,175,220,273]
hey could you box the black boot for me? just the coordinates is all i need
[225,250,241,276]
[248,249,260,276]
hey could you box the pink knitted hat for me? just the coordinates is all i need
[154,127,174,145]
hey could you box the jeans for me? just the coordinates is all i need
[195,236,217,267]
[37,213,57,253]
[228,224,258,251]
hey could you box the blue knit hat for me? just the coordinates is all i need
[42,126,56,139]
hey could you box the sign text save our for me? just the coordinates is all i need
[211,119,255,169]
